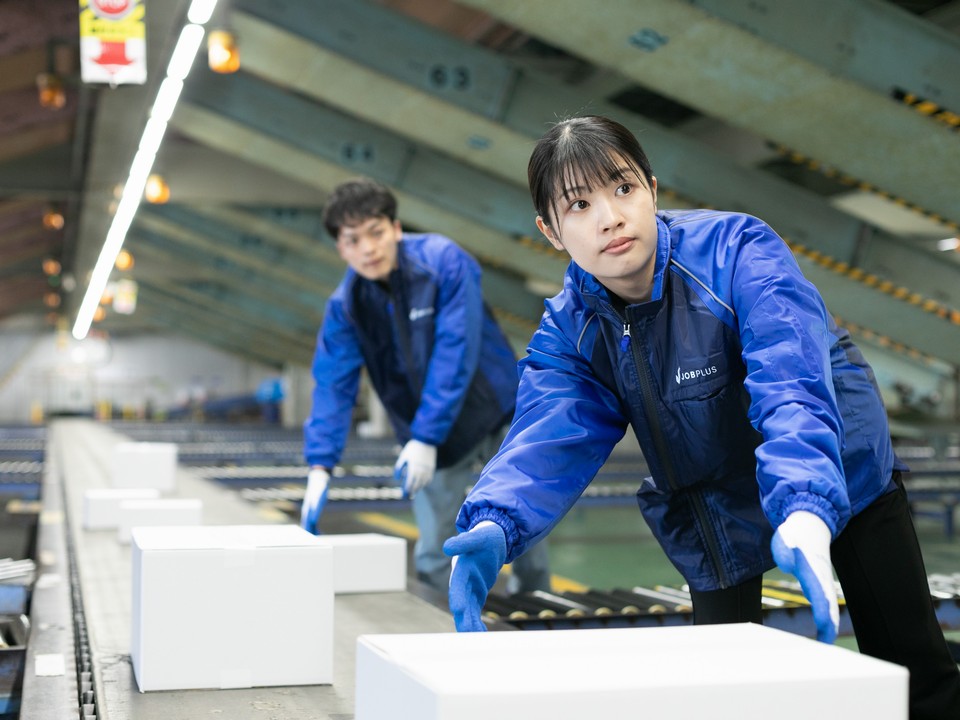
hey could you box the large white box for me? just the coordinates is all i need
[131,525,334,692]
[83,488,161,529]
[117,498,204,544]
[111,441,178,492]
[314,533,407,593]
[355,624,907,720]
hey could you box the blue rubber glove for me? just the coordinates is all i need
[300,467,330,534]
[394,440,437,499]
[442,521,507,632]
[771,510,839,644]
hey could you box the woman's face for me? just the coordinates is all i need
[537,160,659,304]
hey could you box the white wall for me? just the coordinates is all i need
[0,323,280,424]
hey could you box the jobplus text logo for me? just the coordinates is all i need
[676,365,718,384]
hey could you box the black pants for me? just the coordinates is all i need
[689,474,960,720]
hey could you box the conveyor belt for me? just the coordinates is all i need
[18,419,454,720]
[0,460,44,500]
[484,578,960,638]
[108,422,402,465]
[0,428,46,504]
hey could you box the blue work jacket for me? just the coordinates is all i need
[304,233,517,470]
[458,210,899,590]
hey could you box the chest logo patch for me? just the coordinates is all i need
[676,364,719,385]
[409,307,435,322]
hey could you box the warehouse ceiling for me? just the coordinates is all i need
[1,0,960,389]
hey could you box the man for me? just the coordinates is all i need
[302,177,550,595]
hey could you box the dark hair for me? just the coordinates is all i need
[322,178,398,239]
[527,115,654,229]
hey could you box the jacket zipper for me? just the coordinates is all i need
[389,287,423,399]
[621,316,731,588]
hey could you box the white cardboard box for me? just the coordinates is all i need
[111,441,178,492]
[131,524,334,692]
[117,499,203,544]
[355,624,907,720]
[314,533,407,593]
[83,488,161,529]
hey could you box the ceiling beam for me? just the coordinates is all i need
[169,100,569,287]
[0,46,46,94]
[113,298,292,369]
[133,204,342,295]
[133,281,312,365]
[0,122,71,164]
[125,237,324,321]
[454,0,960,226]
[180,69,547,249]
[689,0,960,115]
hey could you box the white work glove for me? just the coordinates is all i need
[300,467,330,534]
[771,510,839,644]
[393,439,437,498]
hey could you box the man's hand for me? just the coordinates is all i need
[393,440,437,498]
[771,510,838,643]
[443,521,507,632]
[300,467,330,534]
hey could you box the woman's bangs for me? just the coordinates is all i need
[548,143,640,216]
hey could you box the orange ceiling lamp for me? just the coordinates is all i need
[42,258,62,276]
[208,29,239,73]
[115,249,135,271]
[42,207,65,230]
[144,174,170,204]
[36,72,66,109]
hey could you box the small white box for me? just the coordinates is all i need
[314,533,407,593]
[355,624,907,720]
[131,525,334,692]
[117,499,203,544]
[111,442,178,492]
[83,488,161,529]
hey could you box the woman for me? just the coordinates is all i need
[444,115,960,719]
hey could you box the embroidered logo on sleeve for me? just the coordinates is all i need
[409,307,435,322]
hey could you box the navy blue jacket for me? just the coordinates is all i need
[304,233,517,469]
[458,210,900,590]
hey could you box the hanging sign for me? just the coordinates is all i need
[79,0,147,86]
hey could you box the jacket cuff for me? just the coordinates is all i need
[468,508,522,560]
[778,493,841,538]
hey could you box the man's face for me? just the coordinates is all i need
[537,162,659,304]
[336,216,402,281]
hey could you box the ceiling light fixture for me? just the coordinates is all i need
[42,207,65,230]
[42,258,62,276]
[36,72,67,109]
[72,0,217,340]
[207,29,239,74]
[115,249,135,271]
[144,174,170,203]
